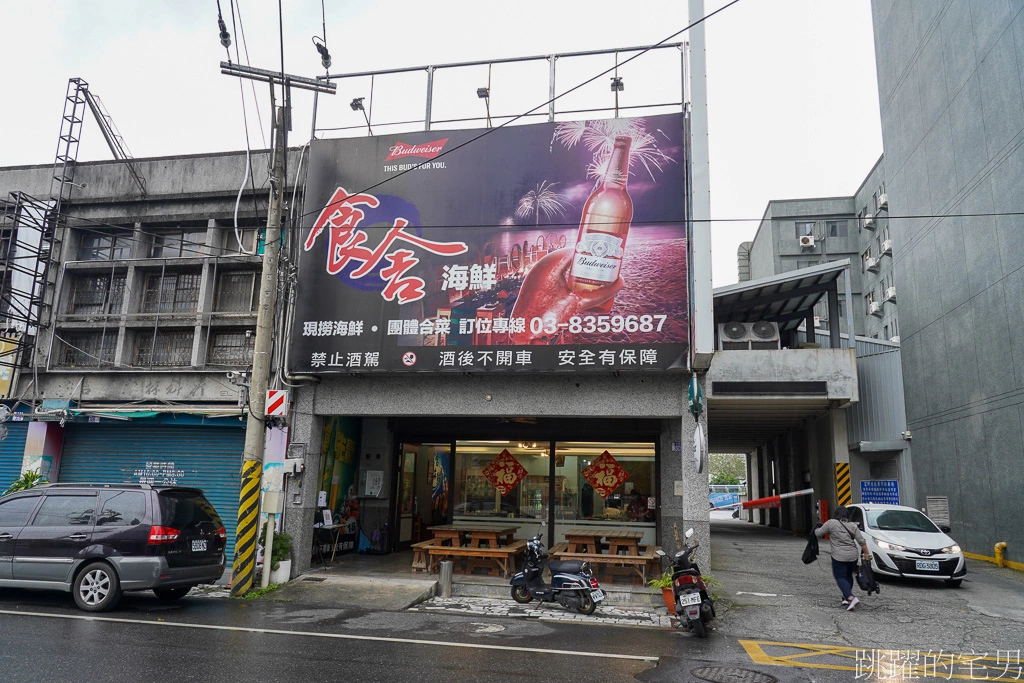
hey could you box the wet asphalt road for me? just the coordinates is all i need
[1,514,1021,682]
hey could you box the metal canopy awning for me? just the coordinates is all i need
[712,259,851,332]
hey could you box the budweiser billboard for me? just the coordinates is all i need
[290,113,689,373]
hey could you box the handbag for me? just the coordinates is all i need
[802,525,820,564]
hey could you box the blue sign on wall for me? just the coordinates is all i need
[860,479,900,505]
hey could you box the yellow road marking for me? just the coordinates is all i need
[740,640,1023,680]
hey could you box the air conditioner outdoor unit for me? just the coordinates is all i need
[869,301,883,316]
[885,286,897,302]
[798,234,815,248]
[881,239,893,255]
[864,213,876,229]
[866,256,880,272]
[890,335,901,343]
[717,321,782,350]
[878,193,888,209]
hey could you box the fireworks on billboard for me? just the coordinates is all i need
[291,113,689,373]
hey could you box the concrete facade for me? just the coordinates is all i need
[284,373,712,573]
[871,0,1024,565]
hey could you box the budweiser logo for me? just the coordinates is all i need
[384,138,449,162]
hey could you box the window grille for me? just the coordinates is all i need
[208,330,255,366]
[57,331,117,368]
[143,272,201,313]
[135,329,194,367]
[214,271,258,312]
[69,274,126,315]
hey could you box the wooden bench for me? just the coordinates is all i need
[411,539,436,572]
[549,545,660,584]
[426,539,528,577]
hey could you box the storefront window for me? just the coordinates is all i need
[453,442,550,527]
[451,440,656,544]
[553,441,656,546]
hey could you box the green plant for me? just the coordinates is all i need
[3,470,49,496]
[647,571,673,593]
[701,573,722,602]
[231,583,281,600]
[260,530,293,571]
[710,472,740,486]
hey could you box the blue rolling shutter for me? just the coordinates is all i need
[58,424,244,568]
[0,422,29,492]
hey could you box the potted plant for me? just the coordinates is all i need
[648,571,675,614]
[263,531,293,584]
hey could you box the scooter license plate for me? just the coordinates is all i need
[679,592,702,607]
[591,589,605,602]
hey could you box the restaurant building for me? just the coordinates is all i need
[281,111,712,572]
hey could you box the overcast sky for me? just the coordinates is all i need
[0,0,881,287]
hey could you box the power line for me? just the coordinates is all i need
[227,0,264,228]
[292,0,744,226]
[232,0,267,149]
[56,209,1024,238]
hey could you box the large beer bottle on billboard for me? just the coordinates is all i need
[567,136,632,313]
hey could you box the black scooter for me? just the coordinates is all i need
[656,528,715,637]
[510,521,604,615]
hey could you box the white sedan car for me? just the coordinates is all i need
[847,504,967,587]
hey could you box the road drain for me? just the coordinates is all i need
[690,667,778,683]
[302,577,327,582]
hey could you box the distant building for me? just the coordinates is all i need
[743,157,898,343]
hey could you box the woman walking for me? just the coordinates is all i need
[814,506,871,610]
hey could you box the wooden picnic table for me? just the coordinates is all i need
[563,528,607,554]
[603,529,644,555]
[420,525,524,577]
[427,525,517,548]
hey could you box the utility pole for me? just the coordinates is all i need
[220,63,334,597]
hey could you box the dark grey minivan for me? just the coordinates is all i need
[0,483,226,611]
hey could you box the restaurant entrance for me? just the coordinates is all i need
[394,435,658,553]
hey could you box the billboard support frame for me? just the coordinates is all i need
[314,43,685,136]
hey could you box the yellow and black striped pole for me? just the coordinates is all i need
[231,460,263,596]
[834,462,852,506]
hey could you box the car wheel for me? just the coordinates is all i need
[945,579,963,588]
[73,562,122,612]
[153,586,193,601]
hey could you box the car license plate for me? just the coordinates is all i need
[192,539,208,552]
[591,589,604,602]
[916,560,939,571]
[679,592,702,607]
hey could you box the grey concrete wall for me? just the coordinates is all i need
[747,207,778,282]
[28,371,245,404]
[309,372,690,418]
[707,348,858,403]
[872,0,1024,563]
